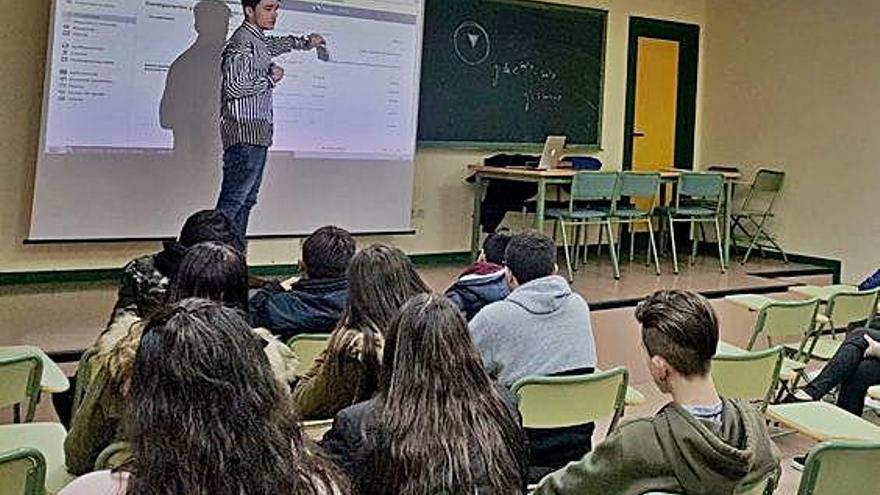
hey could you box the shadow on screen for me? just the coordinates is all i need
[159,0,230,184]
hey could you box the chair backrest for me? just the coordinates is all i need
[711,346,783,409]
[739,169,785,215]
[71,347,99,421]
[751,169,785,193]
[797,440,880,495]
[94,441,132,472]
[677,172,724,202]
[749,298,820,351]
[618,171,661,200]
[826,288,880,329]
[288,334,331,377]
[0,353,43,423]
[512,367,628,434]
[570,171,619,203]
[0,448,47,495]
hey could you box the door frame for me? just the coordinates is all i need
[622,17,700,171]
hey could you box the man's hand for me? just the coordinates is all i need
[864,333,880,359]
[306,33,326,49]
[279,275,299,291]
[269,63,285,84]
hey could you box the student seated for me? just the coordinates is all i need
[445,229,512,320]
[52,210,236,428]
[60,299,348,495]
[788,328,880,416]
[292,244,430,419]
[250,225,355,342]
[64,242,296,475]
[112,209,236,322]
[321,294,528,494]
[468,231,597,481]
[533,289,781,495]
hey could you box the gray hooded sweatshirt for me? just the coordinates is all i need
[469,275,597,387]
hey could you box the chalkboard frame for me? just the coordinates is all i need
[416,0,608,151]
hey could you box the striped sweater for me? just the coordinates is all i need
[220,21,309,148]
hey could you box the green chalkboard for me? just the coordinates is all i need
[417,0,607,148]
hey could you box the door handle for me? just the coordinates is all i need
[632,130,645,137]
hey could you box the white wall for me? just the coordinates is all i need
[0,0,707,272]
[702,0,880,282]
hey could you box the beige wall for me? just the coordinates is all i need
[0,0,706,273]
[701,0,880,282]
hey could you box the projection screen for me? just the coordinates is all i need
[30,0,423,241]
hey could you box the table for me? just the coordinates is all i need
[0,422,75,494]
[467,166,740,263]
[468,165,576,257]
[767,402,880,442]
[0,346,70,393]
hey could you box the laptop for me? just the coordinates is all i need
[537,135,566,170]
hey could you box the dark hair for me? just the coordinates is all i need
[341,244,430,398]
[167,242,248,312]
[482,229,512,265]
[241,0,261,10]
[376,294,526,494]
[154,210,236,276]
[301,225,355,279]
[125,299,347,495]
[634,289,719,377]
[504,231,556,284]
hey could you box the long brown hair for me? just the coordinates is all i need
[125,299,348,495]
[339,243,430,395]
[374,294,527,495]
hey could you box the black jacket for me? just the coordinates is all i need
[445,270,511,321]
[249,277,348,342]
[320,386,529,494]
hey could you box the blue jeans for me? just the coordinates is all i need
[216,143,268,252]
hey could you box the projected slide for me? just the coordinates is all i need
[42,0,421,160]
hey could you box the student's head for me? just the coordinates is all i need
[241,0,279,30]
[635,290,719,392]
[167,242,248,312]
[177,209,236,249]
[125,299,344,494]
[342,244,430,394]
[301,225,355,279]
[504,231,557,287]
[480,229,512,265]
[377,294,526,494]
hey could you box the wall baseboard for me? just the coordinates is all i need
[0,251,475,287]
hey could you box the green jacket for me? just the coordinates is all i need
[534,399,780,495]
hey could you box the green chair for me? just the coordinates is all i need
[0,423,74,494]
[0,448,47,495]
[94,441,132,471]
[613,171,662,275]
[797,440,880,494]
[545,171,620,281]
[732,297,821,387]
[288,334,331,377]
[0,352,43,423]
[795,288,880,362]
[730,169,787,265]
[711,346,783,411]
[666,172,726,274]
[511,367,628,435]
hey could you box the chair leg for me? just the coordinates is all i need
[629,223,636,263]
[560,220,574,282]
[713,217,726,273]
[573,224,581,269]
[690,220,699,266]
[616,223,623,265]
[741,214,767,265]
[647,218,661,276]
[606,220,620,280]
[669,215,680,274]
[597,224,604,259]
[552,218,559,244]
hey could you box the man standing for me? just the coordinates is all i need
[218,0,325,252]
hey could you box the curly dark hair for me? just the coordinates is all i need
[167,242,248,312]
[125,298,349,495]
